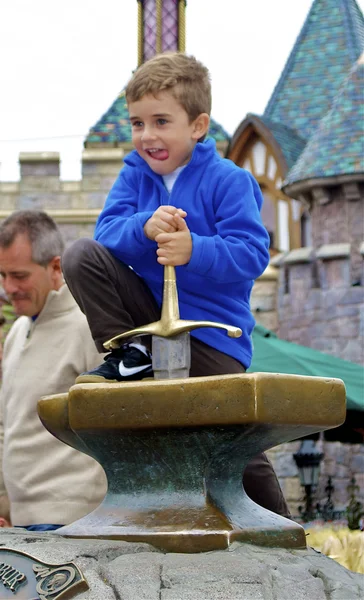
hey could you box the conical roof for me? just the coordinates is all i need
[264,0,364,140]
[85,92,131,146]
[84,90,230,146]
[283,54,364,186]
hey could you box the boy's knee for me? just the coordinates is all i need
[62,238,96,276]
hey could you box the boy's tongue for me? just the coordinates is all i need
[149,149,168,160]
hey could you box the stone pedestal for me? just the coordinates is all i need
[1,530,362,600]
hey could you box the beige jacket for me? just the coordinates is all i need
[0,284,107,526]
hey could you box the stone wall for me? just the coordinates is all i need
[309,183,364,284]
[250,266,279,333]
[0,149,127,244]
[273,245,364,364]
[267,441,364,519]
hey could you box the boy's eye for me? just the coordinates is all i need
[131,121,143,128]
[157,118,168,125]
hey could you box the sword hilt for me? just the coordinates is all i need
[103,265,242,350]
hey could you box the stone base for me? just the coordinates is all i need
[1,530,363,600]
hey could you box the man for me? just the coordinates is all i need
[0,210,107,530]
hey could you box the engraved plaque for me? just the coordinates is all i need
[0,548,88,599]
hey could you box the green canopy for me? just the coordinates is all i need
[249,325,364,412]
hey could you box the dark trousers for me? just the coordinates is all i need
[62,238,290,518]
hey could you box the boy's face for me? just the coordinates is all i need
[128,91,209,176]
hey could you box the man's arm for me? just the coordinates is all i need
[0,493,11,526]
[0,392,8,510]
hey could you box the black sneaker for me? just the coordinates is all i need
[75,343,153,384]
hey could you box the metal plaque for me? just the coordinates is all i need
[0,548,88,599]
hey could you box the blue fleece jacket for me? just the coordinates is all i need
[95,139,270,368]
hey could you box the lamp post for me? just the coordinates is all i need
[293,439,324,522]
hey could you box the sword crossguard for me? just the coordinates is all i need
[103,265,242,350]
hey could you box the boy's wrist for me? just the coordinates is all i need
[143,219,154,240]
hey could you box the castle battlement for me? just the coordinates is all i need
[270,244,364,364]
[0,150,127,237]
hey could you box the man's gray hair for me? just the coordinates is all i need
[0,210,64,266]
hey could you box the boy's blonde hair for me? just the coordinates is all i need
[125,52,211,122]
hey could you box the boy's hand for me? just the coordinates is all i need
[144,206,187,241]
[156,213,192,266]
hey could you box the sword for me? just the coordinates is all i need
[103,266,242,379]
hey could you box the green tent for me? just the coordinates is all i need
[249,325,364,413]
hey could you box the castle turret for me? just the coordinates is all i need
[276,54,364,364]
[84,1,230,155]
[228,0,364,253]
[137,0,186,64]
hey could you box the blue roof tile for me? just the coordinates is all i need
[283,55,364,185]
[258,116,306,170]
[264,0,364,140]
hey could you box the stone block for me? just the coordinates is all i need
[250,294,275,312]
[350,454,364,472]
[0,181,19,193]
[268,563,327,600]
[270,252,288,266]
[252,280,277,296]
[0,194,16,211]
[282,477,302,501]
[254,311,278,332]
[318,258,351,289]
[281,293,292,307]
[322,287,350,309]
[324,317,360,339]
[62,181,82,193]
[287,501,301,518]
[19,152,60,177]
[339,338,364,364]
[311,338,339,355]
[333,478,351,504]
[321,459,337,477]
[339,286,364,305]
[17,194,45,210]
[60,224,94,247]
[80,176,104,191]
[19,175,61,191]
[305,289,322,310]
[288,263,313,284]
[69,194,84,209]
[283,247,314,264]
[269,452,298,478]
[335,305,360,319]
[81,191,108,209]
[316,244,351,260]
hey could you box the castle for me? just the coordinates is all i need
[0,0,363,517]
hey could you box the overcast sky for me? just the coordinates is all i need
[0,0,363,180]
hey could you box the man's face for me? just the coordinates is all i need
[0,234,60,317]
[129,91,209,176]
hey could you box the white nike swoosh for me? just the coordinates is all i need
[118,363,151,377]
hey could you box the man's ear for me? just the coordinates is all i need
[49,255,62,274]
[48,255,63,288]
[192,113,210,140]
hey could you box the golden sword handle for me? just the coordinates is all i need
[103,265,242,350]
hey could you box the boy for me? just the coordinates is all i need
[63,52,270,382]
[62,52,289,517]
